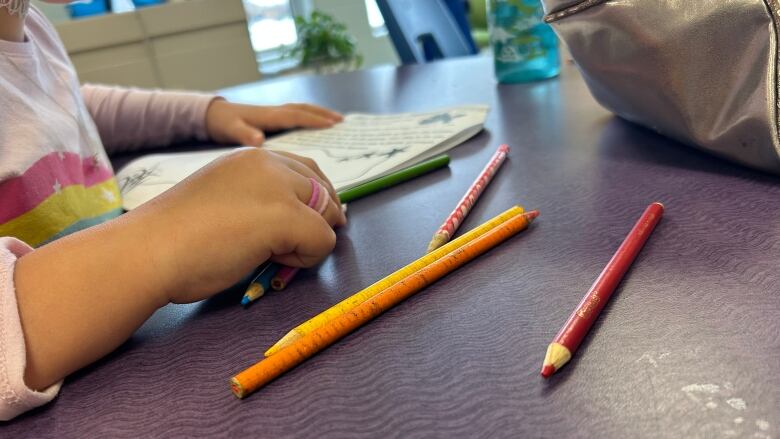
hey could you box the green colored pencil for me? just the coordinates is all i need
[337,154,450,203]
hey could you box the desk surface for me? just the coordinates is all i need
[9,56,780,438]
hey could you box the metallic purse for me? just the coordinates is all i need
[542,0,780,174]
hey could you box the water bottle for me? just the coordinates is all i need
[487,0,560,83]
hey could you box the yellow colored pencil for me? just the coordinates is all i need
[231,210,539,399]
[263,204,525,357]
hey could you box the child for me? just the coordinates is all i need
[0,0,347,420]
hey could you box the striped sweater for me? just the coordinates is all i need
[0,6,216,419]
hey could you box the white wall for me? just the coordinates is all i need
[311,0,399,69]
[30,0,70,23]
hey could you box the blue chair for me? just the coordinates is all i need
[442,0,479,53]
[376,0,478,64]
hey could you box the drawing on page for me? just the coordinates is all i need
[320,146,410,162]
[118,165,159,194]
[419,111,465,125]
[274,145,412,184]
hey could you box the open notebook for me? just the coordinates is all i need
[116,104,489,210]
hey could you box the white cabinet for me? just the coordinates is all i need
[55,0,261,91]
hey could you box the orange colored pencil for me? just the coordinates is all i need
[230,209,540,399]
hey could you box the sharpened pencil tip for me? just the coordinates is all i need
[241,296,250,306]
[242,283,265,305]
[541,364,555,378]
[525,210,540,222]
[426,233,449,253]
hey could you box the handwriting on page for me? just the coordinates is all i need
[265,110,483,186]
[116,105,489,210]
[272,113,464,152]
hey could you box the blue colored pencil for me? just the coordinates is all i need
[242,263,281,306]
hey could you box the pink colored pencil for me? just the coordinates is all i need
[426,144,510,253]
[271,266,300,291]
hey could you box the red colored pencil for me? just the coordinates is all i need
[426,144,510,253]
[541,202,664,378]
[271,266,299,291]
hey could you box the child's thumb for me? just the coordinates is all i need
[232,120,266,146]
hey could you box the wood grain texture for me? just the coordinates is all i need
[7,57,779,438]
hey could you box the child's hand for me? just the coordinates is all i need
[15,147,345,389]
[205,100,343,146]
[138,147,346,304]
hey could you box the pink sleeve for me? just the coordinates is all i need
[0,238,61,421]
[81,84,219,154]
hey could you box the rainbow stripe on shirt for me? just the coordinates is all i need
[0,151,122,247]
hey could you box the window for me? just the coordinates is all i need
[364,0,387,36]
[243,0,387,75]
[242,0,301,74]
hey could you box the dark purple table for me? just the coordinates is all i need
[8,56,780,438]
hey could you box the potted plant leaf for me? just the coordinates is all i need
[287,11,363,74]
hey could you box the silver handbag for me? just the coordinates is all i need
[542,0,780,174]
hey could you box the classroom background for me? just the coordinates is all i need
[31,0,403,90]
[31,0,570,90]
[7,0,779,437]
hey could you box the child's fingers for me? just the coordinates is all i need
[320,196,347,228]
[271,151,340,204]
[272,203,337,267]
[285,170,346,227]
[256,107,335,130]
[228,120,265,146]
[280,151,339,203]
[287,170,327,209]
[308,185,347,228]
[281,107,336,128]
[285,103,343,122]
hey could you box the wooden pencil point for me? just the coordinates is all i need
[264,331,301,357]
[541,342,571,377]
[243,283,265,304]
[426,232,449,253]
[242,263,280,306]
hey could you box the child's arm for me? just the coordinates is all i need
[4,148,345,418]
[81,84,213,153]
[81,85,342,154]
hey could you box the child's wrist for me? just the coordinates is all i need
[204,98,228,141]
[115,209,181,309]
[14,213,176,388]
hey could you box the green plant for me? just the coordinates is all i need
[287,11,363,73]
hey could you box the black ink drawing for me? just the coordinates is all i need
[118,165,158,194]
[314,146,410,163]
[276,145,412,184]
[419,112,464,125]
